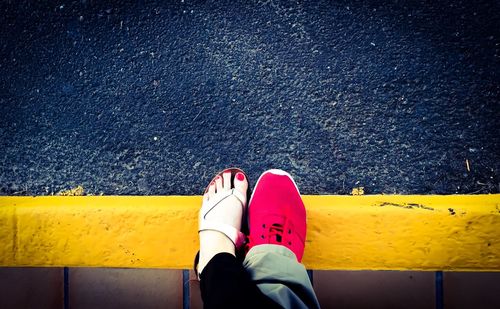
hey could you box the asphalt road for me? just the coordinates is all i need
[0,0,499,195]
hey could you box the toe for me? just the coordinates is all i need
[208,180,216,198]
[233,171,248,201]
[222,171,231,190]
[215,175,223,193]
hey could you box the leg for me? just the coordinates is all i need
[200,252,281,309]
[244,245,320,309]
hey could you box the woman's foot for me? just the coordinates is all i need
[246,169,307,262]
[198,168,249,275]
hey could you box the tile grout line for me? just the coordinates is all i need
[183,270,190,309]
[64,267,69,309]
[435,271,443,309]
[307,270,313,286]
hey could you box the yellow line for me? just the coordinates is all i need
[0,195,499,270]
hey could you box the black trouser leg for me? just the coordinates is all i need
[200,252,281,309]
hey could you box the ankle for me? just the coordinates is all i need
[198,230,236,274]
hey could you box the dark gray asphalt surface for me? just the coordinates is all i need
[0,0,499,195]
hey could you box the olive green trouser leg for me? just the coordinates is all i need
[243,244,321,309]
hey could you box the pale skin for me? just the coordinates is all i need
[198,171,248,275]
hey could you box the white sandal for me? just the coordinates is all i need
[199,186,247,248]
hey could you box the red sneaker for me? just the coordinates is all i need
[247,169,307,262]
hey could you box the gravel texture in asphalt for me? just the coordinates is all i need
[0,0,499,195]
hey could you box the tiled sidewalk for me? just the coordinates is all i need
[0,268,498,309]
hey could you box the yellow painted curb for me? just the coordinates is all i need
[0,195,499,270]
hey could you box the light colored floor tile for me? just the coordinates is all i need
[188,270,203,309]
[0,267,63,309]
[69,268,182,309]
[314,270,435,309]
[444,272,500,309]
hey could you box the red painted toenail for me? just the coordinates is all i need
[236,172,245,181]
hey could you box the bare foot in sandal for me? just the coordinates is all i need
[197,168,249,276]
